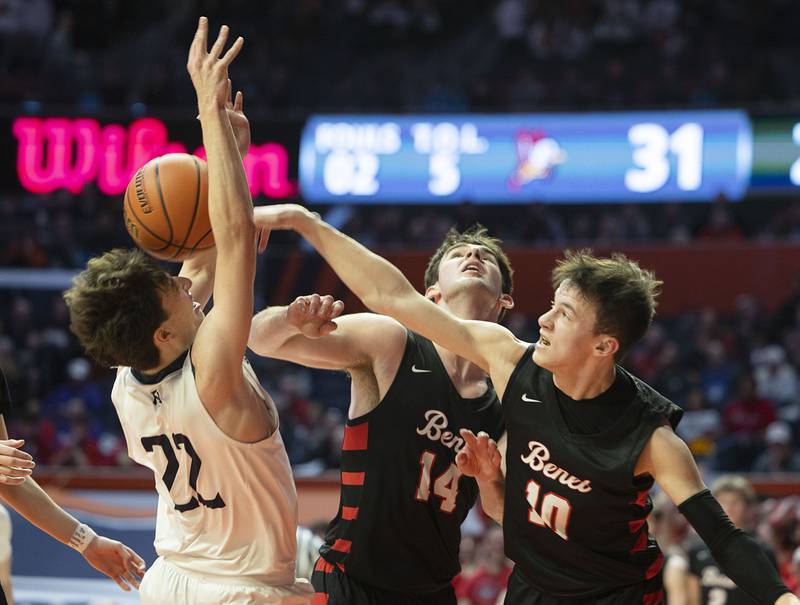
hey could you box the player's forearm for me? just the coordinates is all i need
[199,107,255,245]
[477,477,505,525]
[248,306,301,355]
[0,478,78,545]
[294,214,416,314]
[180,247,217,308]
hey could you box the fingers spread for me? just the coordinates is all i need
[220,36,244,66]
[190,16,209,58]
[209,25,230,59]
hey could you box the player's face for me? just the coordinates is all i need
[159,275,204,347]
[533,281,605,371]
[436,244,504,299]
[716,491,748,527]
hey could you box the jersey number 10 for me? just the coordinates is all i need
[525,479,572,540]
[141,433,226,513]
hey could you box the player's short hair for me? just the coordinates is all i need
[424,224,514,295]
[711,475,757,505]
[64,248,171,370]
[551,249,661,360]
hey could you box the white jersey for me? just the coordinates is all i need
[112,351,298,585]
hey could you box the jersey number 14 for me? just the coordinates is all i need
[416,451,461,513]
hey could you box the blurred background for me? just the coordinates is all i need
[1,0,800,602]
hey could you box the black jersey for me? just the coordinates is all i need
[687,537,777,605]
[502,346,682,599]
[319,331,505,594]
[0,367,11,416]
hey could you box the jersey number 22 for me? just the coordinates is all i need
[141,433,225,513]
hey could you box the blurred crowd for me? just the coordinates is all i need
[5,188,800,270]
[1,0,799,115]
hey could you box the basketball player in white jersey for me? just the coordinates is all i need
[64,18,312,604]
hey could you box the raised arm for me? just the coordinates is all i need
[177,83,249,309]
[253,205,527,398]
[185,18,254,405]
[641,427,798,605]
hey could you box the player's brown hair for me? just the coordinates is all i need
[424,224,514,295]
[551,249,661,360]
[64,248,172,370]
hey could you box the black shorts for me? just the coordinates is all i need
[504,567,663,605]
[0,584,6,605]
[311,558,456,605]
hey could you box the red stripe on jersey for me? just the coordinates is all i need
[642,589,664,605]
[628,519,646,533]
[312,594,329,605]
[315,558,335,573]
[341,471,365,486]
[338,562,346,572]
[630,529,649,553]
[332,539,352,553]
[633,489,649,507]
[342,422,369,451]
[645,553,664,579]
[342,506,359,520]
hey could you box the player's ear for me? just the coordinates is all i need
[594,335,619,358]
[154,326,171,346]
[425,284,441,303]
[499,293,514,310]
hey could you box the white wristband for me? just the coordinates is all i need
[68,523,97,553]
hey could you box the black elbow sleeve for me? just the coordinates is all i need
[678,490,788,605]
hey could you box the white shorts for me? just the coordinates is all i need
[140,556,314,605]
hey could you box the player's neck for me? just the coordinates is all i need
[552,362,616,401]
[437,292,499,323]
[433,341,488,392]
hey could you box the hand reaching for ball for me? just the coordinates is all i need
[187,16,243,115]
[224,78,250,157]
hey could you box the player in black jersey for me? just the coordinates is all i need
[0,366,145,600]
[250,204,798,605]
[669,475,778,605]
[248,225,510,604]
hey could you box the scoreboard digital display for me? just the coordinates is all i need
[299,111,800,204]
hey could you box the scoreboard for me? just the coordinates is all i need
[299,111,800,204]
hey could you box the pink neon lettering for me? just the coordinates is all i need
[12,116,295,198]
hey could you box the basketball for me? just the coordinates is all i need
[123,153,214,261]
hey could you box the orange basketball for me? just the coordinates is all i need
[123,153,214,261]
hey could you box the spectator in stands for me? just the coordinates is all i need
[456,525,511,605]
[753,422,800,473]
[716,373,778,470]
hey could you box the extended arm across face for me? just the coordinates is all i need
[253,204,527,397]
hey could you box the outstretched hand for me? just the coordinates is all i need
[287,294,344,338]
[0,439,34,485]
[83,535,146,592]
[187,16,244,114]
[456,429,502,483]
[254,204,318,253]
